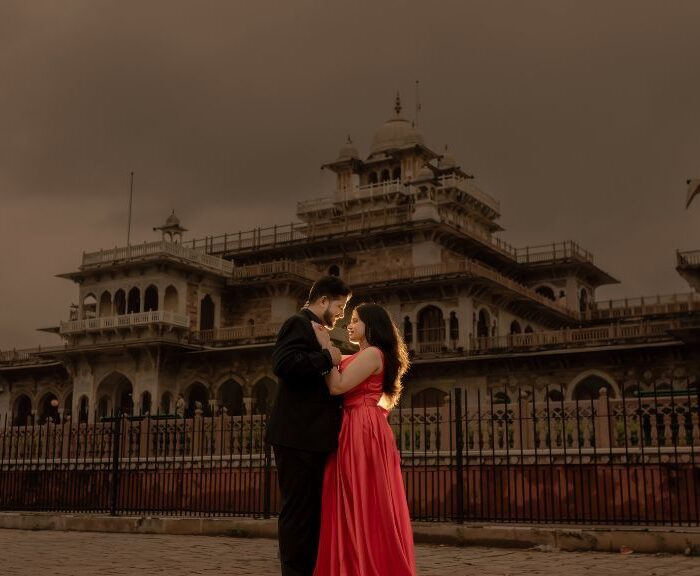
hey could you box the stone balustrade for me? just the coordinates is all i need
[3,393,698,465]
[468,318,682,353]
[60,310,190,335]
[230,260,320,282]
[81,240,233,275]
[347,259,575,318]
[677,249,700,267]
[586,292,700,320]
[436,174,501,213]
[190,323,281,345]
[389,392,700,460]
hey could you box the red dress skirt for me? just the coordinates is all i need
[314,353,415,576]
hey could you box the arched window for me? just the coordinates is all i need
[573,375,614,401]
[144,285,158,312]
[654,383,673,395]
[579,288,589,313]
[200,295,215,330]
[127,287,141,314]
[380,169,390,182]
[96,371,134,417]
[327,264,340,277]
[97,395,110,419]
[164,285,178,312]
[548,389,564,402]
[12,395,32,426]
[160,392,172,414]
[119,383,133,415]
[476,309,490,338]
[403,317,413,345]
[82,294,97,320]
[412,387,448,408]
[253,378,276,415]
[492,391,511,404]
[524,325,534,333]
[510,320,522,335]
[140,391,152,415]
[368,172,378,184]
[99,292,112,317]
[38,393,60,424]
[64,392,73,419]
[392,167,401,180]
[417,306,445,346]
[218,379,243,416]
[449,312,459,343]
[114,289,126,315]
[535,286,555,301]
[187,382,210,416]
[78,396,89,423]
[623,385,640,398]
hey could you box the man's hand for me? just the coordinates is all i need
[328,345,342,366]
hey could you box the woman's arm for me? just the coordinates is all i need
[272,316,333,379]
[326,347,382,396]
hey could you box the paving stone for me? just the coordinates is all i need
[1,529,700,575]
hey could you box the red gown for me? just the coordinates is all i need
[314,351,416,576]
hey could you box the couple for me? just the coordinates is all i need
[266,276,416,576]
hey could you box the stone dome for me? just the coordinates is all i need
[165,211,181,227]
[337,135,359,161]
[438,146,457,169]
[416,165,434,180]
[369,94,424,156]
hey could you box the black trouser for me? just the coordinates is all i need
[273,444,329,576]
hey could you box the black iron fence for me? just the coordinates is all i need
[1,383,699,525]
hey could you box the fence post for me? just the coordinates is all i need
[520,395,533,449]
[193,406,203,455]
[454,388,464,523]
[263,436,272,519]
[110,415,123,516]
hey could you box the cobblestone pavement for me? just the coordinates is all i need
[1,529,700,575]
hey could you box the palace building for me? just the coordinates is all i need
[2,96,700,425]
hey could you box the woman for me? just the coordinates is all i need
[311,303,415,576]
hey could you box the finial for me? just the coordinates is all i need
[394,92,402,115]
[346,134,353,144]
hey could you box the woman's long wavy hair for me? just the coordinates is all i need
[355,303,410,409]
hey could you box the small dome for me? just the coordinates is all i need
[416,165,434,180]
[153,209,187,238]
[438,146,456,169]
[369,94,425,157]
[337,135,359,161]
[165,211,181,227]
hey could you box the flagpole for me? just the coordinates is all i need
[127,171,134,246]
[414,79,421,127]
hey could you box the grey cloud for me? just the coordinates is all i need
[2,0,700,348]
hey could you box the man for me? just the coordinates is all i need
[266,276,351,576]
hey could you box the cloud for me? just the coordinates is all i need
[2,0,700,347]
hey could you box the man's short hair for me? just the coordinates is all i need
[308,276,351,303]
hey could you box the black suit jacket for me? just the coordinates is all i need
[266,309,342,452]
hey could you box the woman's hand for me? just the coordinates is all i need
[311,321,332,349]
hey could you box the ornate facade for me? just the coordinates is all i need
[2,96,700,425]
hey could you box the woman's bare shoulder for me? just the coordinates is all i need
[358,346,383,372]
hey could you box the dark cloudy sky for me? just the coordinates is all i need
[2,0,700,350]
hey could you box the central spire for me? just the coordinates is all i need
[394,92,402,116]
